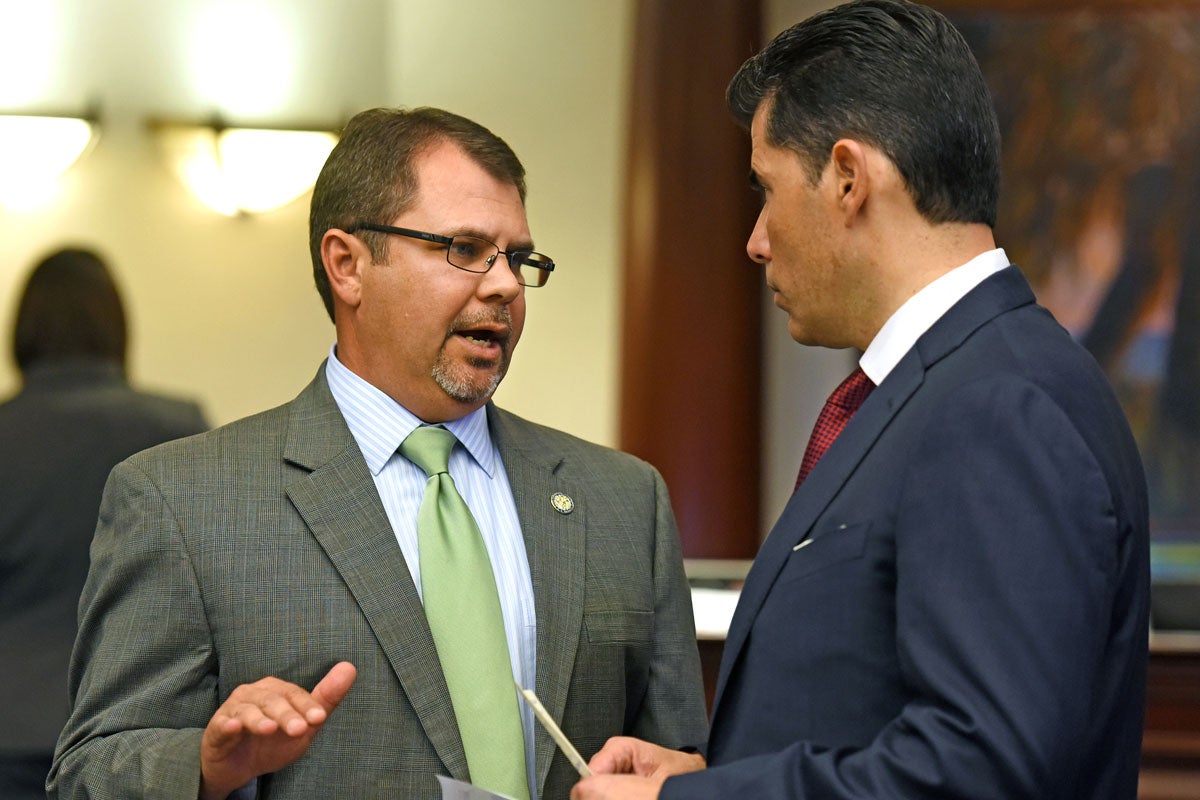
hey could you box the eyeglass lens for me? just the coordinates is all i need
[447,235,553,287]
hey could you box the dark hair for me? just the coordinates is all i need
[13,247,128,372]
[309,106,527,321]
[727,0,1000,227]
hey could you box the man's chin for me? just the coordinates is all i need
[432,365,506,407]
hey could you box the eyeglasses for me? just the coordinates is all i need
[346,222,555,288]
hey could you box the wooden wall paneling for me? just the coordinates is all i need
[620,0,764,559]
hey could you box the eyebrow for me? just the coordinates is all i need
[447,226,537,252]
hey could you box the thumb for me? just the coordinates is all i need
[311,661,357,713]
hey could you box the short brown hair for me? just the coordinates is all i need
[308,107,527,321]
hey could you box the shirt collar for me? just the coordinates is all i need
[324,345,495,477]
[860,248,1010,384]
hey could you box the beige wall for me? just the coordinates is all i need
[0,0,391,424]
[2,0,854,526]
[0,0,631,447]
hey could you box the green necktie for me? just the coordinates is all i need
[400,426,529,800]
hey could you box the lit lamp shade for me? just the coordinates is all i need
[157,124,338,216]
[0,115,95,209]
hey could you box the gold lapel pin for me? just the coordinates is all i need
[551,492,575,514]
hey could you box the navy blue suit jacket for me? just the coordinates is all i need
[664,267,1150,799]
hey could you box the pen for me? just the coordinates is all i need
[515,683,593,777]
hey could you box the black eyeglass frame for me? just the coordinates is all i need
[345,222,555,287]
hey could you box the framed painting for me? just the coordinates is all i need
[937,0,1200,627]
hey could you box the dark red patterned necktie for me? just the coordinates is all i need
[794,367,876,490]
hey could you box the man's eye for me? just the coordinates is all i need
[450,239,483,260]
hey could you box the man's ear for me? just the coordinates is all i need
[830,139,871,223]
[321,228,368,310]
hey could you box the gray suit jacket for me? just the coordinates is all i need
[50,367,707,799]
[0,360,207,756]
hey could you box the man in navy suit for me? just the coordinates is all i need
[573,1,1150,798]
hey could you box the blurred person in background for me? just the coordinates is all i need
[0,246,208,799]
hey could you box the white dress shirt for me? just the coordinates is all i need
[325,347,539,797]
[860,248,1011,385]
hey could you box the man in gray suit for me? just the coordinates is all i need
[50,107,707,800]
[1,247,207,799]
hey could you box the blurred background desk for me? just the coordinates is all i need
[687,558,751,712]
[1141,631,1200,799]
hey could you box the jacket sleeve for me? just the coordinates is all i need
[628,467,709,751]
[50,457,216,800]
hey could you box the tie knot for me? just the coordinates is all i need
[829,367,875,411]
[400,425,458,477]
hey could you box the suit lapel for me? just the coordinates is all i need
[282,368,469,780]
[711,266,1039,723]
[489,405,586,795]
[709,360,922,721]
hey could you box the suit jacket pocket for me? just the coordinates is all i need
[778,520,870,585]
[584,609,654,644]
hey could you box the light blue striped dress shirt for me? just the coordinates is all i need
[324,348,539,798]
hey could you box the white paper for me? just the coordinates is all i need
[691,587,741,639]
[436,775,518,800]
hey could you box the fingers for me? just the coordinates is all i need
[571,774,665,800]
[209,679,316,741]
[207,663,357,749]
[587,737,706,782]
[199,664,357,800]
[588,737,675,777]
[588,737,639,774]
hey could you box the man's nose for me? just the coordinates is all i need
[478,254,523,301]
[746,209,770,264]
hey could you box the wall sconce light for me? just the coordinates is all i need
[0,112,97,209]
[150,118,338,217]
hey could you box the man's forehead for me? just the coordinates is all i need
[750,102,769,141]
[407,144,525,212]
[748,103,777,165]
[748,108,777,176]
[397,175,531,250]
